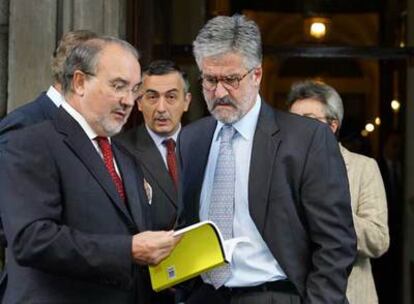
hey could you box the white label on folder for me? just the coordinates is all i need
[167,266,176,279]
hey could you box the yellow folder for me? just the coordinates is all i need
[149,220,227,292]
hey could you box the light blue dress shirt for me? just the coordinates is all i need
[200,96,287,287]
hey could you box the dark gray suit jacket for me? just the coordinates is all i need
[178,102,357,304]
[116,125,178,230]
[0,108,152,303]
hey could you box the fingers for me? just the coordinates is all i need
[131,230,180,266]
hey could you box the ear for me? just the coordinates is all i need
[330,120,339,133]
[137,98,143,112]
[252,65,263,86]
[183,92,192,112]
[72,70,87,96]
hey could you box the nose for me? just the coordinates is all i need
[120,89,137,107]
[155,97,167,112]
[214,81,229,99]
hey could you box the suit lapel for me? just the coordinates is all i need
[53,108,135,226]
[113,144,148,232]
[136,126,177,206]
[249,102,281,234]
[180,117,217,225]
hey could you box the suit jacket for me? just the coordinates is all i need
[116,125,178,230]
[340,145,389,304]
[0,92,58,298]
[0,108,152,303]
[0,92,57,151]
[178,102,357,304]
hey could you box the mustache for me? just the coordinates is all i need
[211,97,237,109]
[154,114,170,120]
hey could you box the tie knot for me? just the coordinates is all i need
[220,125,236,143]
[96,136,111,150]
[163,138,176,151]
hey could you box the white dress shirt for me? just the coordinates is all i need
[46,85,65,108]
[200,96,287,287]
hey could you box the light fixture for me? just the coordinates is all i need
[310,22,326,39]
[391,99,400,112]
[375,117,381,125]
[304,17,330,41]
[365,123,375,132]
[361,130,369,137]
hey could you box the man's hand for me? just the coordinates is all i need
[131,230,181,266]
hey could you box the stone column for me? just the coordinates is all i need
[7,0,126,112]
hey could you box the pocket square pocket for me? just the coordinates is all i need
[143,178,153,205]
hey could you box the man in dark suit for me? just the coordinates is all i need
[117,60,191,231]
[117,60,191,304]
[178,15,357,304]
[0,36,179,303]
[0,30,97,295]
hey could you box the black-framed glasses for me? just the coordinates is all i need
[200,67,256,91]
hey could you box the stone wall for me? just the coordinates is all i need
[6,0,126,113]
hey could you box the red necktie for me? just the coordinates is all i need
[96,137,126,201]
[163,138,178,189]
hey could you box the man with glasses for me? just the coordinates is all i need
[0,30,97,298]
[287,80,389,304]
[0,37,179,303]
[178,15,356,304]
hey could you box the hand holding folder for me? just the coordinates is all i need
[149,220,241,292]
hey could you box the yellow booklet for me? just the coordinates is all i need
[149,220,228,292]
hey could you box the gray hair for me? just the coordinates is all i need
[51,30,98,84]
[193,14,262,70]
[61,36,139,94]
[286,80,344,129]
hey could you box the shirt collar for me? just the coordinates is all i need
[61,100,100,141]
[145,124,181,147]
[46,85,65,108]
[214,95,261,142]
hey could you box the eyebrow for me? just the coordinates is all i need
[144,88,179,94]
[109,77,128,84]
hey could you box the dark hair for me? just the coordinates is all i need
[143,60,190,93]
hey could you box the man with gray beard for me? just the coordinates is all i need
[178,14,357,304]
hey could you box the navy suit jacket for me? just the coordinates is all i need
[0,92,57,151]
[116,125,178,230]
[178,102,357,304]
[0,92,58,298]
[0,108,152,303]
